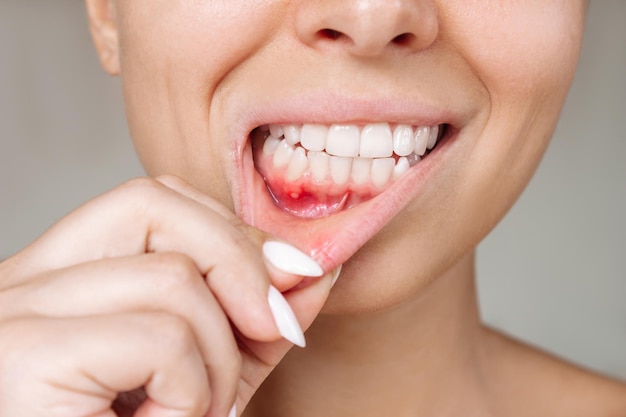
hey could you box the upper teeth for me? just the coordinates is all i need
[270,123,439,159]
[257,122,441,188]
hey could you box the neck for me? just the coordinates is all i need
[246,252,490,417]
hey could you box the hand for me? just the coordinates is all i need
[0,176,337,417]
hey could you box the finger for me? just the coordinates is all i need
[0,314,210,417]
[232,267,339,412]
[155,175,324,291]
[10,177,281,341]
[3,253,241,417]
[154,174,239,220]
[241,265,339,359]
[151,176,328,350]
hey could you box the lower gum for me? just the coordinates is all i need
[267,186,350,218]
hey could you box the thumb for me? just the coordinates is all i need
[283,264,342,331]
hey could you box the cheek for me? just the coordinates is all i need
[442,1,586,202]
[443,2,585,96]
[112,1,284,186]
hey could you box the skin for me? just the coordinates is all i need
[0,1,624,417]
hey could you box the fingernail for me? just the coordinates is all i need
[330,264,343,287]
[267,285,306,348]
[263,241,323,277]
[228,404,237,417]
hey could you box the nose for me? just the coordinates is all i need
[295,0,439,57]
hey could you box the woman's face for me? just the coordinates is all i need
[90,0,586,313]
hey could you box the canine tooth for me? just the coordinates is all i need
[393,125,415,156]
[308,151,330,182]
[272,140,294,168]
[269,124,284,139]
[300,124,328,151]
[326,125,360,157]
[360,123,393,158]
[427,125,439,150]
[329,156,352,185]
[393,157,410,181]
[286,147,308,181]
[351,158,372,185]
[263,135,281,155]
[284,124,302,145]
[371,158,395,188]
[414,126,429,156]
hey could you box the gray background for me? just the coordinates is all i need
[1,2,624,379]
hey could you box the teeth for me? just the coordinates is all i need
[273,140,294,168]
[371,158,395,188]
[360,123,393,158]
[269,124,284,140]
[263,135,281,155]
[407,153,422,167]
[284,124,301,145]
[286,147,308,181]
[427,125,439,150]
[414,126,429,156]
[393,156,410,181]
[257,122,443,189]
[351,158,372,185]
[308,151,330,182]
[393,125,415,157]
[329,156,352,185]
[301,124,328,152]
[326,125,360,157]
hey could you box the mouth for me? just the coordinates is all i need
[251,123,445,218]
[234,98,462,273]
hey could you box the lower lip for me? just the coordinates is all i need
[238,127,458,272]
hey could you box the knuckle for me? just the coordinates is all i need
[150,314,197,356]
[149,252,200,290]
[115,177,165,204]
[121,176,162,191]
[219,229,258,264]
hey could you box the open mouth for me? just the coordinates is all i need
[237,107,458,272]
[251,123,445,218]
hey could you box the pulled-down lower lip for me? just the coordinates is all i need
[237,121,457,272]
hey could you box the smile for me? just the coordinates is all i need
[252,122,444,218]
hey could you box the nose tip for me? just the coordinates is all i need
[296,0,439,57]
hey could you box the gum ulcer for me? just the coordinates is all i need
[251,123,445,218]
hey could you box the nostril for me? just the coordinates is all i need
[318,28,343,41]
[391,33,415,46]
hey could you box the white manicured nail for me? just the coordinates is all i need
[330,264,343,287]
[263,241,324,277]
[267,285,306,348]
[228,404,237,417]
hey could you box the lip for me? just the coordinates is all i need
[230,93,468,273]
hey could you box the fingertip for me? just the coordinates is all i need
[267,285,306,348]
[262,241,323,278]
